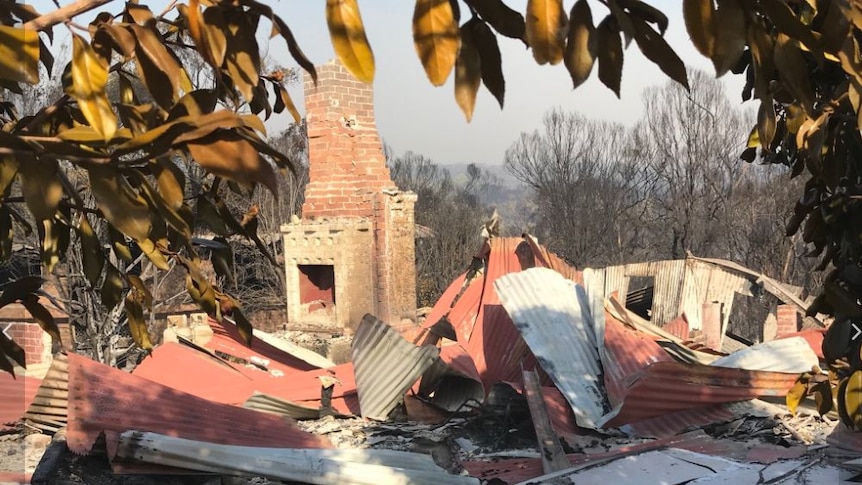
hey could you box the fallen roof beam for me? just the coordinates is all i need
[522,367,570,474]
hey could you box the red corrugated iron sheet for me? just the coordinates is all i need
[623,405,734,438]
[133,343,256,404]
[254,363,360,416]
[600,313,796,434]
[523,235,583,283]
[664,316,690,340]
[65,352,331,473]
[206,318,319,374]
[423,237,573,394]
[602,361,800,427]
[423,273,467,331]
[0,373,41,430]
[134,342,360,416]
[602,313,673,407]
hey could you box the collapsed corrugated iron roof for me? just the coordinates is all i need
[134,340,361,417]
[494,267,608,429]
[65,352,331,473]
[418,236,581,408]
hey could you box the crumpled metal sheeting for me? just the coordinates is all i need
[600,313,673,408]
[417,344,484,412]
[522,233,583,284]
[117,430,481,485]
[621,404,735,439]
[495,267,608,429]
[243,392,333,420]
[421,273,468,332]
[64,352,331,471]
[351,314,440,420]
[709,337,819,373]
[599,361,801,428]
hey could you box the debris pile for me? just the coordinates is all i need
[2,235,861,484]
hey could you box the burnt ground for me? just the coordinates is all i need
[2,331,857,484]
[2,393,853,485]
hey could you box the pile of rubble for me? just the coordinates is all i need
[2,235,860,484]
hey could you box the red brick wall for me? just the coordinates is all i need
[301,61,396,219]
[5,322,44,365]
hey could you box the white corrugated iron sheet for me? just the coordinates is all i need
[710,337,819,373]
[351,314,440,420]
[495,267,608,429]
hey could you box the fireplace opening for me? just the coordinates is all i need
[298,264,336,310]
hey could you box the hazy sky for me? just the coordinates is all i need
[32,0,749,165]
[276,0,748,165]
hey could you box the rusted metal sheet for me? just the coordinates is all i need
[664,316,689,340]
[623,404,735,438]
[600,361,800,428]
[351,314,439,420]
[598,314,797,434]
[495,268,607,428]
[64,352,331,470]
[710,337,819,373]
[422,273,467,332]
[22,353,66,433]
[424,237,581,394]
[134,340,359,416]
[601,313,673,408]
[522,234,582,284]
[0,371,41,431]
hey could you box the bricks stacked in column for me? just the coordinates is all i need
[302,62,396,219]
[6,323,44,365]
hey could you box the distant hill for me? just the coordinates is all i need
[440,163,522,188]
[440,163,535,235]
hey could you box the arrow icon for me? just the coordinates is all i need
[853,323,862,341]
[1,323,11,340]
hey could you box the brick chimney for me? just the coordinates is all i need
[280,60,417,331]
[302,61,396,218]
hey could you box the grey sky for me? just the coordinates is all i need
[31,0,749,165]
